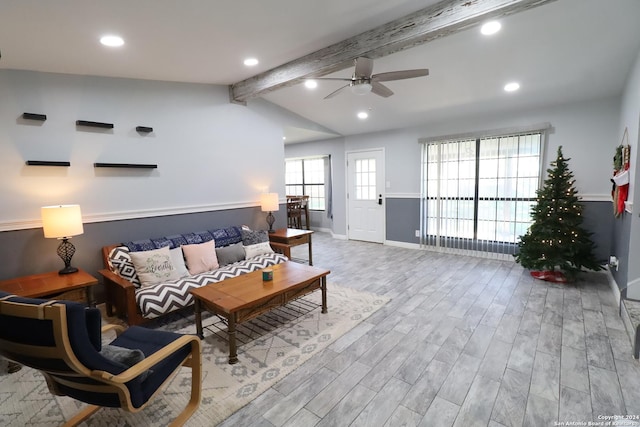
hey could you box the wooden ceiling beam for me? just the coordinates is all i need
[229,0,556,103]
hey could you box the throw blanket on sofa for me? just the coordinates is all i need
[135,253,287,319]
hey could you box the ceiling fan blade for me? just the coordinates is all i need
[354,57,374,77]
[313,77,353,81]
[371,81,394,98]
[324,84,350,99]
[372,69,429,82]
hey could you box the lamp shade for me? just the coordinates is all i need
[260,193,279,212]
[41,205,84,238]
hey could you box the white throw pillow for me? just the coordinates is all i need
[244,241,274,259]
[129,246,180,288]
[182,240,219,275]
[170,247,189,278]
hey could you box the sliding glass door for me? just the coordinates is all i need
[421,132,543,257]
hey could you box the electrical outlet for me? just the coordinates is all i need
[609,256,619,271]
[415,230,420,237]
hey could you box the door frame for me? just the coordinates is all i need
[345,148,386,242]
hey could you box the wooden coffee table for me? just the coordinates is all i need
[190,261,330,364]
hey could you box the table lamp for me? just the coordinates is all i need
[41,204,84,275]
[260,193,279,233]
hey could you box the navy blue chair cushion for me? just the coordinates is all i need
[0,292,101,359]
[110,326,194,406]
[0,292,192,409]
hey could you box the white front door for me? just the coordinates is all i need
[347,149,385,243]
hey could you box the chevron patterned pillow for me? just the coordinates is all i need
[108,246,142,288]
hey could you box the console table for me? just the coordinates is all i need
[268,228,314,265]
[0,269,98,306]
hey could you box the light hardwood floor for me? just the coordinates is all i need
[219,232,640,427]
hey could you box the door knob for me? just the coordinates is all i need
[378,194,383,205]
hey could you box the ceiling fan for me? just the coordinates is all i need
[313,57,429,99]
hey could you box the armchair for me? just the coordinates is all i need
[0,291,201,426]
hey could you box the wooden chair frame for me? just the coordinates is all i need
[0,298,202,426]
[100,242,290,325]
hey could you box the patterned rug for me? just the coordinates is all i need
[0,284,389,426]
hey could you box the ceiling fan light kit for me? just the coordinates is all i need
[351,81,372,95]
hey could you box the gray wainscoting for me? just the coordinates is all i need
[0,206,286,298]
[610,209,631,294]
[385,198,421,244]
[384,198,615,276]
[580,200,616,265]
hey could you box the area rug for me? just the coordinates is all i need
[0,283,389,426]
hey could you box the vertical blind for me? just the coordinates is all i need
[420,131,544,259]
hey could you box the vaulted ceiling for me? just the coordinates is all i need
[1,0,639,143]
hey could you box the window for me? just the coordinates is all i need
[421,131,543,255]
[355,158,377,200]
[285,157,326,210]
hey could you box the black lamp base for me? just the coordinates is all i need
[57,238,78,275]
[59,266,78,275]
[266,211,276,233]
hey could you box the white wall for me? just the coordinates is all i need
[620,51,640,208]
[289,96,620,236]
[619,50,640,290]
[0,70,286,229]
[345,96,620,199]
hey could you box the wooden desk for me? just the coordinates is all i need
[268,228,314,265]
[0,269,98,306]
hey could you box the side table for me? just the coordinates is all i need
[0,268,98,306]
[268,228,314,265]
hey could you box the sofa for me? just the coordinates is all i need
[99,226,288,325]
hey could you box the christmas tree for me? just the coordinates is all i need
[514,146,603,281]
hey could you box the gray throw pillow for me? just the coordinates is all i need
[100,344,152,381]
[241,229,269,246]
[215,242,246,266]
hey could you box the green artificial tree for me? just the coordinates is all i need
[514,146,603,281]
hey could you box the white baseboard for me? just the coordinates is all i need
[311,227,347,240]
[384,240,421,250]
[604,266,622,303]
[625,277,640,300]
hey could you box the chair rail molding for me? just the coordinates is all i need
[0,200,263,232]
[386,193,420,199]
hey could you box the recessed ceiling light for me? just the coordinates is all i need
[283,136,287,140]
[100,35,124,47]
[481,21,501,35]
[504,82,520,92]
[357,111,369,120]
[305,80,318,89]
[244,58,259,66]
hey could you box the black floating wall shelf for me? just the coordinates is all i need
[136,126,153,133]
[22,112,47,121]
[94,163,157,169]
[76,120,114,129]
[26,160,70,167]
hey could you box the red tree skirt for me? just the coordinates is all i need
[530,270,567,283]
